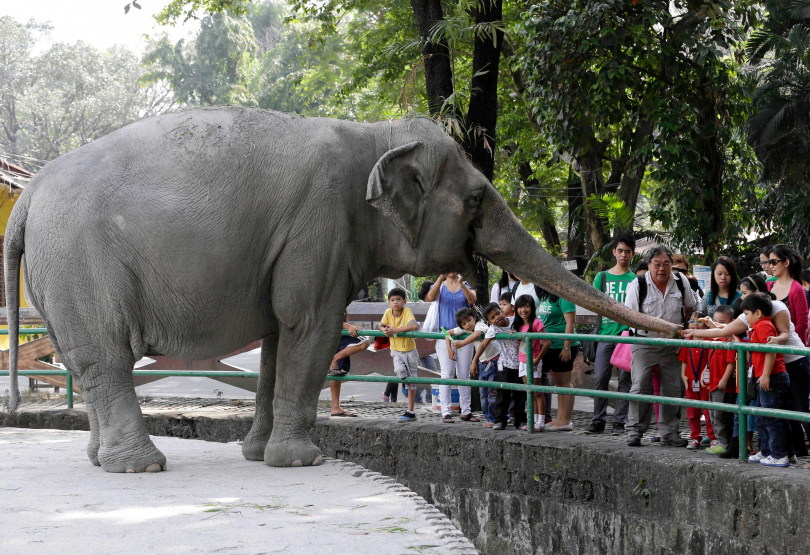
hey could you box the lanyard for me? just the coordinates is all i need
[688,348,707,381]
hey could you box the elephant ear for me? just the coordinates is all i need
[366,141,427,247]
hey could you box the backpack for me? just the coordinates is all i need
[637,272,689,328]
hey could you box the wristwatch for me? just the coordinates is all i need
[563,346,571,351]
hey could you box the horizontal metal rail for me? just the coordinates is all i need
[3,329,810,463]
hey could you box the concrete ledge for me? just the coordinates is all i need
[4,407,810,554]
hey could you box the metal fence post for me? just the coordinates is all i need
[66,372,73,409]
[737,348,748,462]
[526,338,534,433]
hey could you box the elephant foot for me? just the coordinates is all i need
[87,438,101,467]
[242,432,269,462]
[98,437,167,473]
[264,437,324,467]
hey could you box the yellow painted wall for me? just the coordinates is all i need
[0,190,31,350]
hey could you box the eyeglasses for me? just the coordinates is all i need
[767,259,783,266]
[650,262,672,269]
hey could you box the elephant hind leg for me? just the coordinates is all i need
[62,345,166,473]
[243,327,279,461]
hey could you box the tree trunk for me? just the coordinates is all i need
[462,0,503,182]
[616,118,654,232]
[410,0,458,118]
[567,168,585,260]
[576,134,609,255]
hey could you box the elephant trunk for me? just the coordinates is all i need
[473,188,680,337]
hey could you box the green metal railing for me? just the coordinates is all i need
[3,328,810,464]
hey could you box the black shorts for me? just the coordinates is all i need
[542,345,581,373]
[335,336,368,372]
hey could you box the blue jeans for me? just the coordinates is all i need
[478,359,498,423]
[757,372,792,459]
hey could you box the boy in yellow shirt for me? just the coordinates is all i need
[380,288,420,421]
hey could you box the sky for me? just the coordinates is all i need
[3,0,199,53]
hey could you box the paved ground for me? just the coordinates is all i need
[0,427,477,555]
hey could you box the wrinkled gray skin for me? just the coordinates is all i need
[4,107,678,472]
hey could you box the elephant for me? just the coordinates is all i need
[4,107,678,472]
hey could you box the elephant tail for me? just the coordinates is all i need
[4,197,27,412]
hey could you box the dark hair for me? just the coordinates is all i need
[483,302,502,321]
[613,233,636,251]
[802,269,810,284]
[689,310,708,321]
[686,274,703,296]
[731,297,744,319]
[417,280,434,302]
[496,271,518,294]
[388,288,407,301]
[512,295,538,332]
[740,273,776,299]
[770,244,803,282]
[761,245,773,256]
[455,307,479,327]
[741,292,773,317]
[634,261,649,273]
[645,244,674,263]
[714,305,736,319]
[709,256,739,305]
[498,291,514,304]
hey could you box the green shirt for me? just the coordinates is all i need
[593,270,636,336]
[766,276,778,283]
[537,297,580,350]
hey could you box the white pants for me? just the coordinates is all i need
[435,342,474,416]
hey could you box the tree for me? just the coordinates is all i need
[515,0,760,262]
[0,16,171,165]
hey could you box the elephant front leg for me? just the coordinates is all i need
[243,331,279,461]
[263,318,341,467]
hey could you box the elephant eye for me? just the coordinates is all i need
[466,192,483,210]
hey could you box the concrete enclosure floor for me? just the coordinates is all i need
[0,428,477,555]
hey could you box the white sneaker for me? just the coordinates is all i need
[760,455,790,467]
[686,439,700,450]
[748,452,765,463]
[534,420,544,432]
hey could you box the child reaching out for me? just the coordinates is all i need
[446,308,499,426]
[705,305,738,455]
[679,312,717,450]
[472,304,523,431]
[513,295,550,431]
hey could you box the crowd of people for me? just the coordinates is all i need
[328,236,810,469]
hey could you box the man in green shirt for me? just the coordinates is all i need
[585,234,637,435]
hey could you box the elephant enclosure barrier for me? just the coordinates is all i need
[3,327,810,464]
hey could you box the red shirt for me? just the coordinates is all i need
[707,338,736,392]
[749,317,786,378]
[678,341,709,385]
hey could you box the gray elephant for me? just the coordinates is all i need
[4,107,678,472]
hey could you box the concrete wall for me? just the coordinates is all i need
[5,409,809,554]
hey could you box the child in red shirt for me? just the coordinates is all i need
[742,293,792,467]
[704,305,738,455]
[679,312,716,450]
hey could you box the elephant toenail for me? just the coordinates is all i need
[291,460,303,467]
[312,455,323,466]
[126,469,135,473]
[146,463,163,472]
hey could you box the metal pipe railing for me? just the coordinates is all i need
[3,329,810,464]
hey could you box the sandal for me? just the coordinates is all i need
[330,411,357,417]
[442,415,455,423]
[460,414,480,422]
[483,422,495,428]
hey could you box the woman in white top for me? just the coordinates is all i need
[490,270,519,304]
[683,273,810,458]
